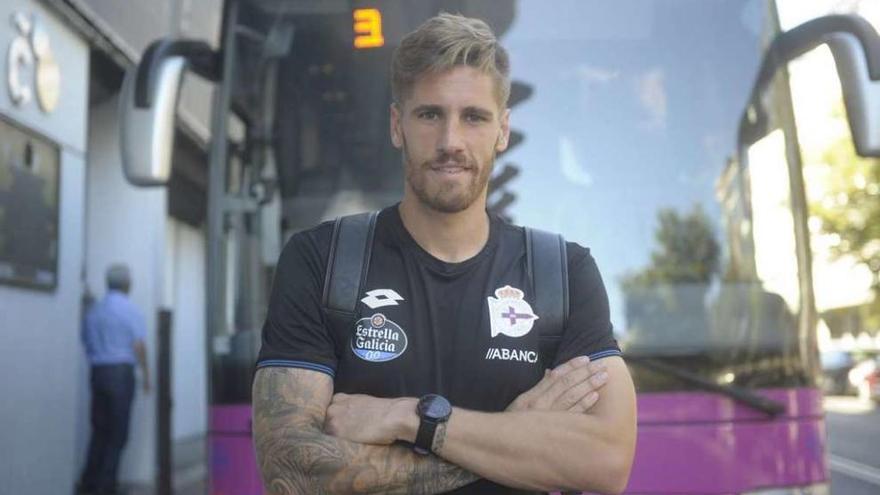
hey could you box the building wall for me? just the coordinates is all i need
[82,93,209,490]
[2,0,214,491]
[81,96,170,484]
[0,0,89,493]
[167,218,208,441]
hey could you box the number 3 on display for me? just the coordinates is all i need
[354,8,385,49]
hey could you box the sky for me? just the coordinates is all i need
[485,0,879,339]
[496,0,765,335]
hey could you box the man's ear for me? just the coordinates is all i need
[496,108,511,153]
[390,102,403,149]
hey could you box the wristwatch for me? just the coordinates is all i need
[413,394,452,455]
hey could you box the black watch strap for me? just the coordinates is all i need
[414,418,439,455]
[414,394,452,455]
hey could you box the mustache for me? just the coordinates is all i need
[427,151,471,168]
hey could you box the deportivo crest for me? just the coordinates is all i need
[351,313,408,362]
[487,286,539,338]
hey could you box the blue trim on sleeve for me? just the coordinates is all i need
[587,349,622,361]
[256,360,336,378]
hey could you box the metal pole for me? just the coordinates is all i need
[205,1,239,493]
[156,308,173,495]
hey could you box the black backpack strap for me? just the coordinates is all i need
[525,227,569,369]
[322,211,378,318]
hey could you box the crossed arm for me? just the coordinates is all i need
[252,366,477,494]
[253,356,636,494]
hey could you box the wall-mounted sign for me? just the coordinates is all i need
[7,12,60,113]
[0,115,60,291]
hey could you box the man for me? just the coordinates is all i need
[78,264,150,495]
[253,13,636,495]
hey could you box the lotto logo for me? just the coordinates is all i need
[361,289,404,309]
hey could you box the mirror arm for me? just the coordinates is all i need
[135,39,221,109]
[737,14,880,148]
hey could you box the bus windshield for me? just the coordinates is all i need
[217,0,815,400]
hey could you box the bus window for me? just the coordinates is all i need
[212,0,813,399]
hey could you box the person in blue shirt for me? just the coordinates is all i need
[77,264,150,495]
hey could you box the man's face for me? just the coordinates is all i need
[391,66,510,213]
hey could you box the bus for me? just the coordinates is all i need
[120,0,880,493]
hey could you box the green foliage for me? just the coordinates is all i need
[810,115,880,295]
[808,99,880,330]
[622,204,720,289]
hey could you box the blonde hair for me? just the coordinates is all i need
[391,13,511,108]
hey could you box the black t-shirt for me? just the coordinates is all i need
[257,205,620,494]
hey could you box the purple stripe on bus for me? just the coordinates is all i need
[211,404,252,434]
[626,416,826,493]
[210,388,827,494]
[211,432,265,495]
[623,387,827,494]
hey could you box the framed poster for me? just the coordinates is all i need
[0,115,60,291]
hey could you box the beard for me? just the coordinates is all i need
[402,137,494,214]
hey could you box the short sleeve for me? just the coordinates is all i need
[552,244,621,367]
[256,227,338,377]
[132,308,147,341]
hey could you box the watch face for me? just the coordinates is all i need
[418,394,451,420]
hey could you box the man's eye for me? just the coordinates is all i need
[465,113,487,123]
[419,111,440,120]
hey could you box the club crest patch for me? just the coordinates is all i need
[487,285,539,338]
[351,313,408,362]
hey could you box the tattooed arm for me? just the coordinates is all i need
[325,356,634,494]
[252,367,478,495]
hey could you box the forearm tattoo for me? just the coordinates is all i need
[431,422,448,455]
[252,368,478,494]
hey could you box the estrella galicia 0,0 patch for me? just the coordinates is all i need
[351,313,408,362]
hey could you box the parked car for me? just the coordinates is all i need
[820,350,856,395]
[848,356,880,403]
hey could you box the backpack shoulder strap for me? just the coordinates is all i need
[525,227,569,369]
[322,211,378,316]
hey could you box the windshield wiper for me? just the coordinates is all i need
[628,357,786,417]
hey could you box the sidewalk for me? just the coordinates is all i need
[125,472,205,495]
[123,435,207,495]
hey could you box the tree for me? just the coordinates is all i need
[621,204,720,289]
[618,205,720,351]
[809,103,880,329]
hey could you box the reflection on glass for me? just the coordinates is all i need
[213,0,820,399]
[619,205,720,354]
[748,129,801,314]
[494,1,805,390]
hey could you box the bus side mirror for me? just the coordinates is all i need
[119,39,218,187]
[120,57,184,186]
[826,33,880,158]
[738,15,880,157]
